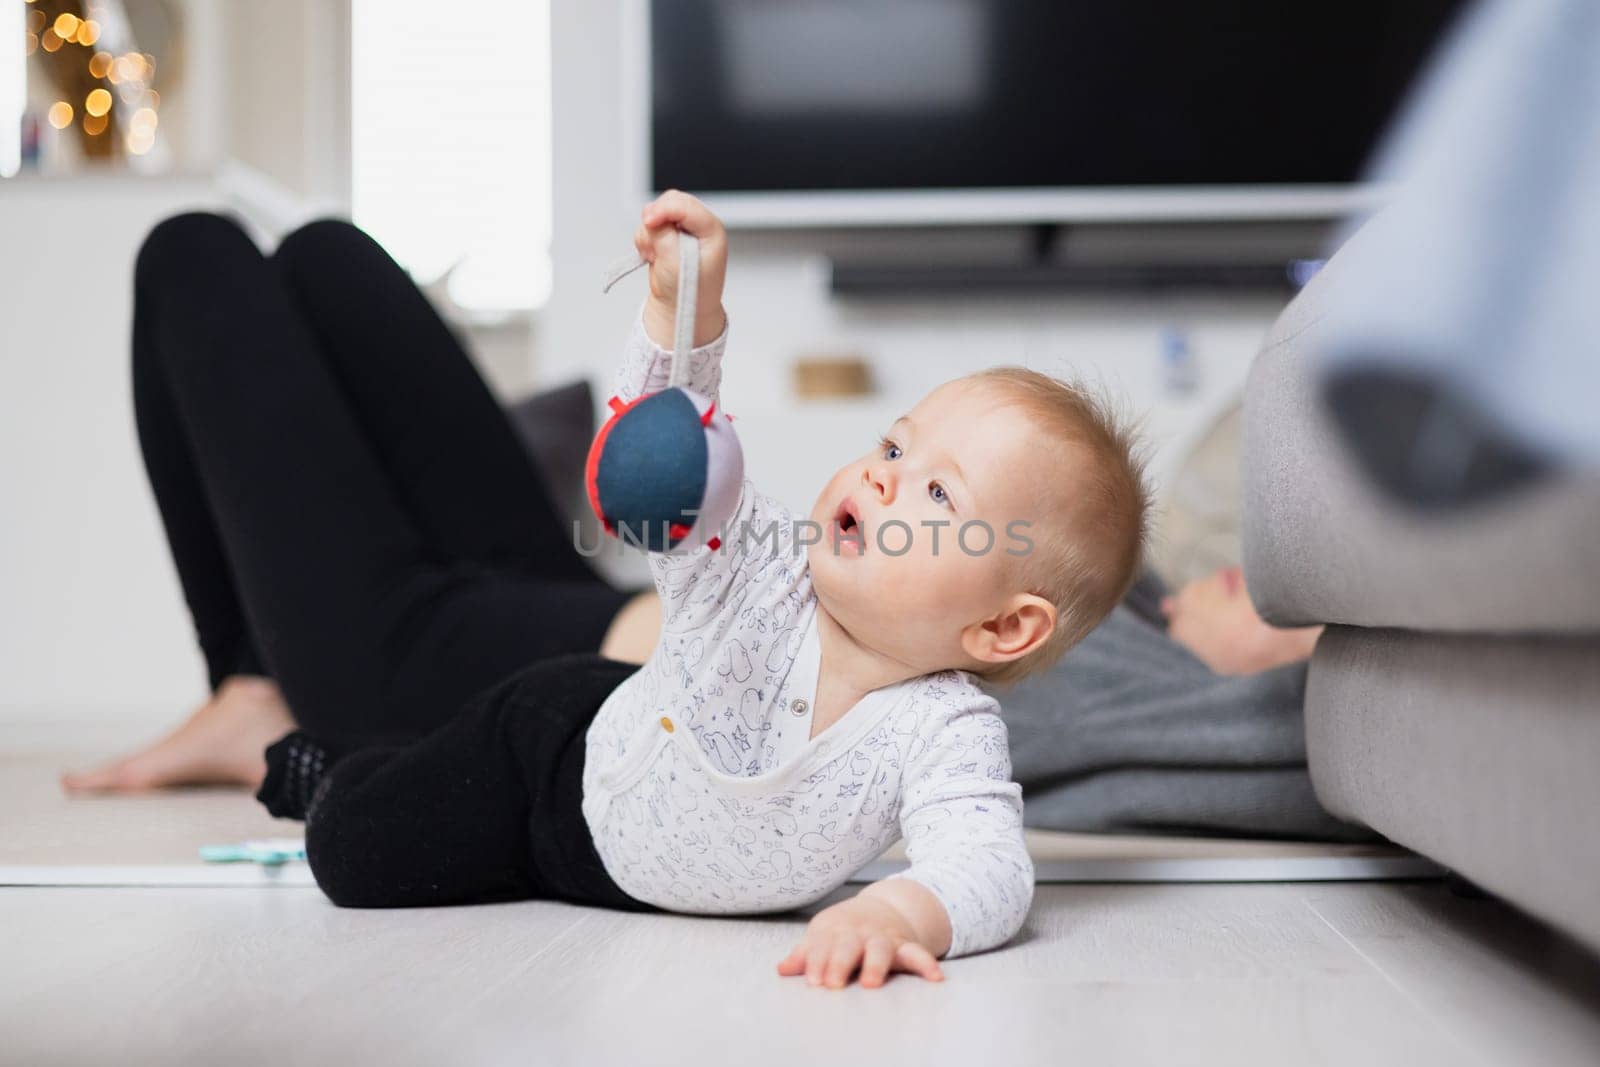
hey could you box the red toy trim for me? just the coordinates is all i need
[585,392,652,529]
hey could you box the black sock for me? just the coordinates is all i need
[256,731,340,821]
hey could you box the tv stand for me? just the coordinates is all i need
[828,221,1311,298]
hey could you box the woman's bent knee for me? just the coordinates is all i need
[135,211,259,289]
[274,217,377,275]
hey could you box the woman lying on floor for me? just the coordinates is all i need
[63,212,1351,845]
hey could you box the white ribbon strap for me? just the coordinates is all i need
[669,234,699,390]
[600,231,701,391]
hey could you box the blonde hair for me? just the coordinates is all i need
[965,367,1151,687]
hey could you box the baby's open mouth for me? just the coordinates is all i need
[830,496,864,555]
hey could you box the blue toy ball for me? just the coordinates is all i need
[585,385,743,552]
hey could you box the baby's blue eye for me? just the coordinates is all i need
[881,440,903,461]
[929,482,950,507]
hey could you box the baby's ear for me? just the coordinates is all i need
[961,594,1056,668]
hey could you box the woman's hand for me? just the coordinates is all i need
[777,893,946,989]
[635,189,728,348]
[1161,565,1322,675]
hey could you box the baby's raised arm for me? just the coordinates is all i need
[610,191,731,409]
[608,192,797,636]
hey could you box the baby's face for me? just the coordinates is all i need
[806,378,1052,674]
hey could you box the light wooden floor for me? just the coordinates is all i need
[5,716,1600,1066]
[6,882,1600,1066]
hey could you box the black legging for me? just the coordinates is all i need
[133,212,634,745]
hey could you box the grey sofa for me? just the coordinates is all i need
[1241,222,1600,954]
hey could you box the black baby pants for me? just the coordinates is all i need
[262,654,657,913]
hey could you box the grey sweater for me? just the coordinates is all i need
[990,575,1374,843]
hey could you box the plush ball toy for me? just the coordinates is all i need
[585,386,742,552]
[585,233,744,553]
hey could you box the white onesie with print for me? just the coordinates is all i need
[579,311,1035,959]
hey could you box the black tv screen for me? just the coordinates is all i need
[648,0,1465,219]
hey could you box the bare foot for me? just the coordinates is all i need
[60,676,296,793]
[1161,566,1323,675]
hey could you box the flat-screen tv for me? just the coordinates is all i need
[631,0,1466,226]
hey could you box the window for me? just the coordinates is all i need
[350,0,551,314]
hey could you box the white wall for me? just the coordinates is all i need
[220,0,351,207]
[0,176,225,716]
[0,1,350,718]
[543,0,1299,525]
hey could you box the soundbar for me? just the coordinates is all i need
[829,259,1316,297]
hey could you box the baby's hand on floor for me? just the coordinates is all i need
[776,895,946,989]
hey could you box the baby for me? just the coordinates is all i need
[263,191,1150,991]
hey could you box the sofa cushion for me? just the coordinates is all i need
[1306,626,1600,954]
[1240,224,1600,633]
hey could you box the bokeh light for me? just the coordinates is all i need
[52,13,79,41]
[84,88,112,118]
[110,53,149,85]
[130,106,157,132]
[40,27,62,52]
[83,112,107,135]
[76,19,100,46]
[47,101,73,129]
[88,51,112,79]
[25,32,38,56]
